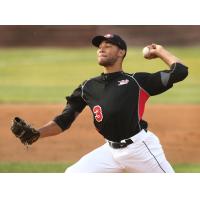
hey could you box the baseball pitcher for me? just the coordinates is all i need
[11,34,188,173]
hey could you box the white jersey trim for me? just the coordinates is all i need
[124,73,150,96]
[124,73,151,131]
[81,78,93,103]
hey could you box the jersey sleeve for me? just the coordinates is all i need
[133,62,188,96]
[65,81,87,112]
[53,82,87,131]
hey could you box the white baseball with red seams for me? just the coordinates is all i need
[142,47,150,58]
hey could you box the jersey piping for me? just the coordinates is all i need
[124,73,150,130]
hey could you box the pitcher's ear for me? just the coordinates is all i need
[119,49,126,58]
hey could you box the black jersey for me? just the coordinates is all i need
[54,62,188,142]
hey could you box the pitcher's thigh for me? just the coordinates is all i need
[65,143,123,173]
[126,131,175,173]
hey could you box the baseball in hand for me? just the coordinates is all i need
[142,47,150,58]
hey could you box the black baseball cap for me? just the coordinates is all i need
[92,33,127,51]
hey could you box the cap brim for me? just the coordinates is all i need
[92,35,111,47]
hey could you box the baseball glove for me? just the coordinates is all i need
[11,117,40,145]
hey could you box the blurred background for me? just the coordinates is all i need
[0,25,199,172]
[1,25,200,47]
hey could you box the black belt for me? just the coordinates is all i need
[108,139,133,149]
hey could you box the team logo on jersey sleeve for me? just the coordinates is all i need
[118,79,129,86]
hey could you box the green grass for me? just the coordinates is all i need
[0,47,199,104]
[173,163,200,173]
[0,162,199,173]
[0,162,71,173]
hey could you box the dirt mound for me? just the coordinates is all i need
[0,104,199,164]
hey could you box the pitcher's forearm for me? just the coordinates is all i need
[157,48,182,67]
[147,44,183,67]
[38,121,63,138]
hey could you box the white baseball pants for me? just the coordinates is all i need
[65,129,174,173]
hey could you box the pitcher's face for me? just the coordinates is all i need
[97,41,122,67]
